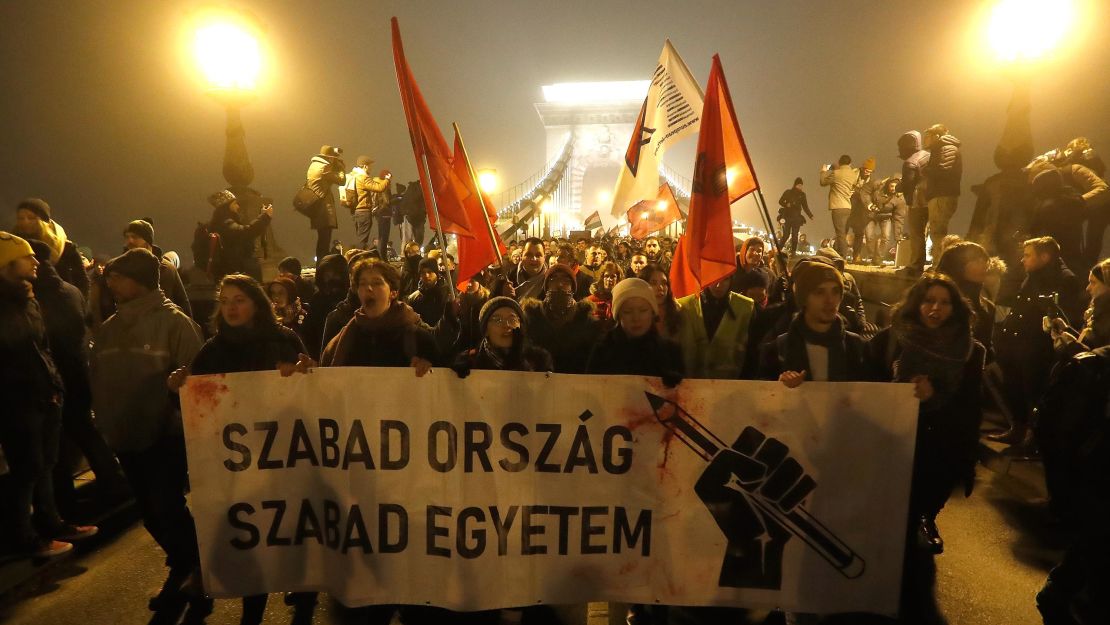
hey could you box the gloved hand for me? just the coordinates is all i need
[661,372,683,389]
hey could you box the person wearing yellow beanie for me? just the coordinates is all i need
[0,231,36,272]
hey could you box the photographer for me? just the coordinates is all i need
[305,145,346,262]
[208,190,273,281]
[992,237,1086,455]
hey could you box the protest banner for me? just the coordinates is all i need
[181,368,917,615]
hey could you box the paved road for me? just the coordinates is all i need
[0,464,1059,625]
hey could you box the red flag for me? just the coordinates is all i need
[391,18,475,238]
[628,183,683,240]
[452,131,506,291]
[670,55,759,298]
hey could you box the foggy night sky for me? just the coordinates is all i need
[1,0,1108,261]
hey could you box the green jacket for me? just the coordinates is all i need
[90,290,203,452]
[677,291,755,379]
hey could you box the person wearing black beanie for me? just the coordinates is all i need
[778,178,813,256]
[452,295,552,376]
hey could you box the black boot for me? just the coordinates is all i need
[916,517,944,554]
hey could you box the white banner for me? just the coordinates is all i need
[181,368,917,616]
[609,40,704,222]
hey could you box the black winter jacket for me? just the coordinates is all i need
[191,324,305,375]
[0,280,64,416]
[585,326,684,386]
[32,260,89,408]
[521,298,602,374]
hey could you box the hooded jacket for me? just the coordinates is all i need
[303,254,349,359]
[897,131,930,208]
[924,134,963,200]
[210,204,272,278]
[90,290,203,452]
[306,154,345,230]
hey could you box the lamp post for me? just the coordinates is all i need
[191,9,283,278]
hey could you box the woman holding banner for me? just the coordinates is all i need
[168,273,315,624]
[585,278,684,386]
[866,273,986,555]
[320,259,439,372]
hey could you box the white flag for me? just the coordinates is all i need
[610,40,704,219]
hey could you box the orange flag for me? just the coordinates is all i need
[628,183,683,240]
[452,131,506,291]
[391,18,475,238]
[670,55,759,298]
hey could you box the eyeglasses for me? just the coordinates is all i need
[489,315,521,328]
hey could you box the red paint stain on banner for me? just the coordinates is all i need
[186,375,229,418]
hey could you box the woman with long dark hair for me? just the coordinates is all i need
[934,241,996,354]
[168,274,314,624]
[867,273,986,554]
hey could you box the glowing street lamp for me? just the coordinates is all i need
[986,0,1076,63]
[188,7,282,276]
[477,169,499,194]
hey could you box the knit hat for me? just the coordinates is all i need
[418,257,439,274]
[794,177,803,186]
[733,267,773,292]
[791,257,845,307]
[124,219,155,246]
[16,198,51,222]
[104,248,160,290]
[0,231,35,268]
[543,263,577,293]
[862,157,876,171]
[355,155,374,168]
[611,277,659,318]
[479,296,525,334]
[208,189,236,210]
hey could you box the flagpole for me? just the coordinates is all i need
[451,122,504,269]
[752,189,790,277]
[417,150,457,298]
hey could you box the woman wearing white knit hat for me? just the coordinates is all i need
[584,277,684,386]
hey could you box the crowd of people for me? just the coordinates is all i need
[1,134,1108,625]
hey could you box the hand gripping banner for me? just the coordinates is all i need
[181,368,917,615]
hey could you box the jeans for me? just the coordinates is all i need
[116,436,199,571]
[405,218,425,246]
[830,208,851,258]
[353,209,373,250]
[0,405,64,547]
[866,218,893,263]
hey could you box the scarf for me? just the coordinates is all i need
[327,301,421,366]
[891,314,973,408]
[791,313,849,381]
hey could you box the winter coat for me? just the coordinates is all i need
[585,326,684,386]
[818,164,859,210]
[191,324,305,375]
[924,134,963,200]
[0,279,64,418]
[870,183,907,222]
[31,260,89,409]
[56,240,89,298]
[850,175,881,228]
[585,287,613,322]
[306,155,344,230]
[90,290,204,452]
[399,182,427,224]
[321,291,359,354]
[676,291,755,379]
[897,131,930,209]
[867,327,986,500]
[349,168,390,212]
[520,298,602,374]
[400,255,422,297]
[757,314,869,382]
[452,340,553,374]
[302,254,349,359]
[996,258,1086,360]
[967,169,1033,256]
[210,205,272,278]
[320,302,439,367]
[777,188,813,225]
[407,280,449,327]
[1077,292,1110,350]
[159,259,193,318]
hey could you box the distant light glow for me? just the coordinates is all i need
[656,200,668,211]
[477,169,499,194]
[640,211,650,220]
[541,200,554,214]
[597,189,612,204]
[987,0,1076,62]
[194,18,262,91]
[542,81,650,104]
